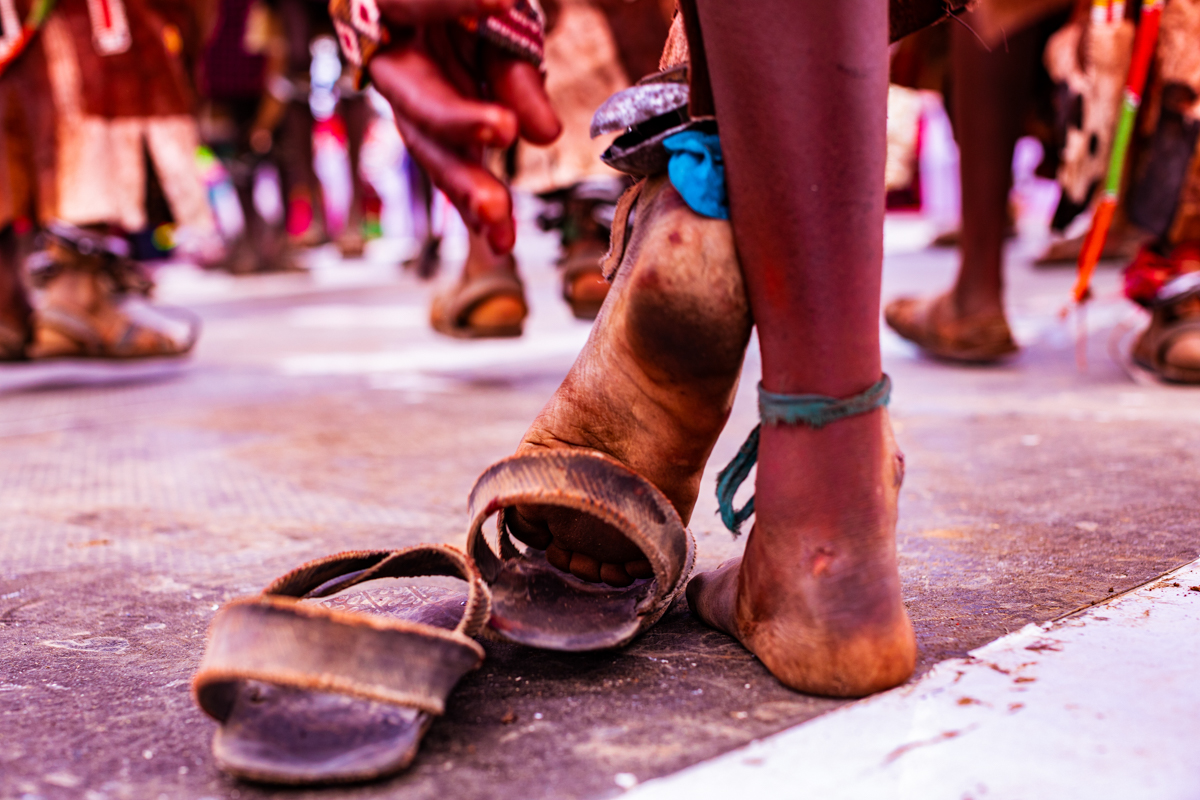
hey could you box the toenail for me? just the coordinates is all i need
[546,543,572,572]
[600,562,633,587]
[625,559,653,580]
[569,552,601,582]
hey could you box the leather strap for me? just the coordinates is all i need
[193,544,489,723]
[466,449,691,619]
[600,180,644,281]
[436,270,526,329]
[1147,317,1200,364]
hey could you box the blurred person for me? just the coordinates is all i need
[1120,0,1200,383]
[887,0,1200,383]
[885,1,1072,363]
[426,0,669,338]
[199,0,296,272]
[273,0,373,257]
[0,0,211,360]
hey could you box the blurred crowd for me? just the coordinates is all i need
[0,0,1196,382]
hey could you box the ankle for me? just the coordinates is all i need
[950,286,1005,319]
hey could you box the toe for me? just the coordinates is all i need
[600,562,633,587]
[686,558,742,638]
[569,552,601,582]
[625,559,653,579]
[1165,330,1200,370]
[546,542,572,571]
[507,506,553,549]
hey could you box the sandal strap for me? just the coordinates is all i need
[193,544,488,723]
[36,304,201,358]
[600,180,644,281]
[439,271,526,329]
[263,544,491,638]
[466,449,691,626]
[1147,316,1200,362]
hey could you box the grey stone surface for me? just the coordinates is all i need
[1,233,1197,800]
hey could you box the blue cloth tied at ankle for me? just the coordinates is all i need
[715,375,893,536]
[662,130,728,220]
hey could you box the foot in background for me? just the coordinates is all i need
[26,223,199,359]
[430,227,528,339]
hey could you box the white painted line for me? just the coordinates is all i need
[626,559,1200,800]
[286,304,426,329]
[278,326,590,376]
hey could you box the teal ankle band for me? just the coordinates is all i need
[715,375,892,536]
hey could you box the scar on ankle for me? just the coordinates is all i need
[810,546,836,576]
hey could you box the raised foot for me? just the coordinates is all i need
[506,175,751,586]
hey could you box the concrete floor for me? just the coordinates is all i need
[1,222,1197,800]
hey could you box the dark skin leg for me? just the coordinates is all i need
[340,94,371,241]
[360,0,908,693]
[949,15,1040,319]
[685,0,916,697]
[0,225,32,344]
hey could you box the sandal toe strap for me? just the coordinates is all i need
[466,449,694,649]
[193,544,490,723]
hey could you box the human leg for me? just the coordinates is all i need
[336,94,371,258]
[885,17,1040,362]
[684,0,916,697]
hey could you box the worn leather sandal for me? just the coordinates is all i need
[1133,310,1200,384]
[0,319,29,361]
[26,226,200,360]
[884,292,1018,363]
[30,300,201,360]
[193,544,490,785]
[430,268,528,339]
[466,449,695,652]
[560,246,610,321]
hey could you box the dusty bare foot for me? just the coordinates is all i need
[687,408,916,697]
[506,175,752,585]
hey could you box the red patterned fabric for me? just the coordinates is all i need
[329,0,544,86]
[1125,242,1200,305]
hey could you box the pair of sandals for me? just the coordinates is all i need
[192,449,694,785]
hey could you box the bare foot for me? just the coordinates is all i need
[506,175,752,585]
[687,409,916,697]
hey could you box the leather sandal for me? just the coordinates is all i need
[466,449,695,652]
[884,292,1018,363]
[538,180,624,321]
[1133,307,1200,384]
[0,319,29,361]
[430,267,528,339]
[193,544,490,785]
[559,245,610,321]
[26,225,200,360]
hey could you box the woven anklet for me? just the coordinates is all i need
[715,375,892,535]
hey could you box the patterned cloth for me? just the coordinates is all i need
[329,0,544,86]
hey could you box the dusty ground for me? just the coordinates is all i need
[1,231,1197,800]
